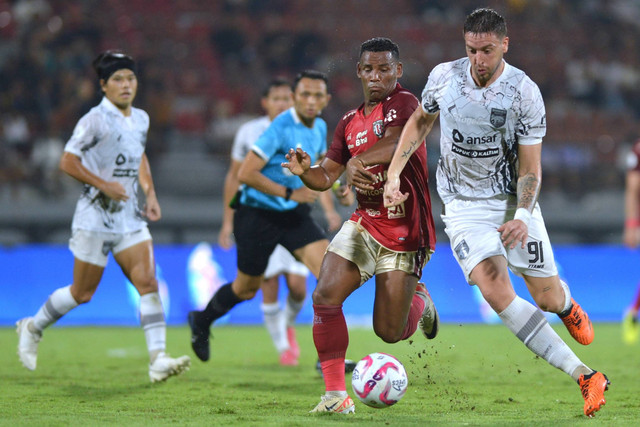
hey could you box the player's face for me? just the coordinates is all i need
[293,77,330,127]
[357,51,403,104]
[262,85,293,120]
[101,69,137,112]
[464,32,509,87]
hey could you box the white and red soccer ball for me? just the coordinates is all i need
[351,352,408,408]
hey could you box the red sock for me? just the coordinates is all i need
[400,292,425,340]
[313,304,348,391]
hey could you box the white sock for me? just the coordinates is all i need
[32,285,79,332]
[139,292,166,362]
[261,302,288,353]
[499,296,589,380]
[284,295,304,327]
[559,280,572,314]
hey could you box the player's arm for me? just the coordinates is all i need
[239,150,318,203]
[59,151,128,202]
[219,159,242,248]
[624,169,640,248]
[383,107,438,207]
[283,149,345,192]
[138,153,161,221]
[498,143,542,249]
[346,125,406,191]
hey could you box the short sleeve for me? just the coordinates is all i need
[252,120,281,162]
[515,78,546,146]
[421,65,444,114]
[64,113,105,157]
[231,123,252,162]
[326,111,353,165]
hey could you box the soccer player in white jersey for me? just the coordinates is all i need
[15,51,190,382]
[218,78,342,366]
[384,8,609,417]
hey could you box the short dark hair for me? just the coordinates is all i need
[463,8,507,38]
[293,70,328,91]
[262,77,291,98]
[360,37,400,61]
[92,50,136,81]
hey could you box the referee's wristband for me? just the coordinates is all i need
[514,208,532,227]
[284,187,293,201]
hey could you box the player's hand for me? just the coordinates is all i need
[383,175,408,207]
[291,186,320,203]
[282,148,311,176]
[101,181,129,202]
[498,219,528,249]
[218,222,234,249]
[143,193,162,221]
[346,157,376,191]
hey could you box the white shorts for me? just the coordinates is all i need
[263,244,310,279]
[69,226,152,267]
[327,220,431,286]
[442,197,558,284]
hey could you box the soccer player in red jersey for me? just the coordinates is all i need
[283,37,439,414]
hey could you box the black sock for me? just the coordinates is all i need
[199,283,243,327]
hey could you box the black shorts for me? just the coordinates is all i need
[233,203,326,276]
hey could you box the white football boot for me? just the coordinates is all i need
[149,353,191,383]
[16,317,42,371]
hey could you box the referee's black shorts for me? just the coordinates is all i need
[233,203,326,276]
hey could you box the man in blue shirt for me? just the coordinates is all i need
[188,70,333,362]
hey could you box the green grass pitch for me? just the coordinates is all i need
[1,323,638,426]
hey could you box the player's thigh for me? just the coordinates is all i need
[372,270,417,333]
[114,238,157,294]
[314,251,361,306]
[293,239,328,278]
[442,198,507,283]
[469,255,515,312]
[71,257,105,302]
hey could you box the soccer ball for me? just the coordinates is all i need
[351,352,408,408]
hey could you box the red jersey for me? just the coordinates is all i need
[326,83,436,252]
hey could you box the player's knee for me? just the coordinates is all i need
[134,276,158,295]
[375,329,402,344]
[373,323,403,343]
[71,289,94,304]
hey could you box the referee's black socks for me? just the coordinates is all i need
[199,282,243,326]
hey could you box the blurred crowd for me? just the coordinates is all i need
[2,0,640,202]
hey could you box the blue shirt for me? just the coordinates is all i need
[241,107,327,211]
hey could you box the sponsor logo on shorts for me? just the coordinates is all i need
[455,239,469,260]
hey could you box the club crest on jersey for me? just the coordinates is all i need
[372,120,384,138]
[490,108,507,127]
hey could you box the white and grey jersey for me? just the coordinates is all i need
[421,58,546,204]
[64,97,150,233]
[230,115,270,162]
